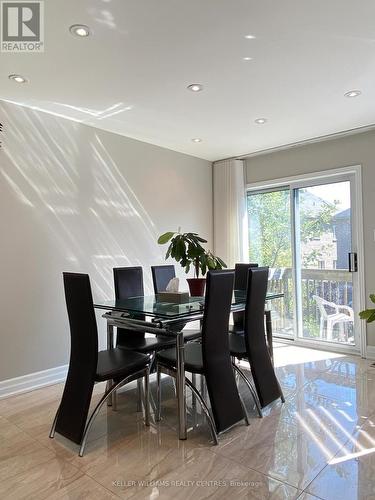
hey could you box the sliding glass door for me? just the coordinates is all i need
[247,171,361,351]
[295,181,354,345]
[248,188,295,338]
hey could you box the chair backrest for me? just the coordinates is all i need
[201,270,245,432]
[63,271,98,370]
[114,266,144,298]
[113,267,145,344]
[313,295,331,319]
[151,265,175,294]
[233,263,259,328]
[243,267,282,407]
[234,263,259,290]
[55,273,98,443]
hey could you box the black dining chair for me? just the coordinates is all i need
[231,263,274,362]
[49,273,150,457]
[114,266,187,412]
[114,267,177,353]
[151,265,176,294]
[114,267,200,352]
[229,267,285,416]
[156,270,249,444]
[231,263,258,334]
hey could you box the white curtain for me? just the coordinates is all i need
[213,159,247,268]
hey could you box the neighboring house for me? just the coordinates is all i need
[299,191,337,269]
[333,208,351,270]
[301,206,350,271]
[301,230,337,269]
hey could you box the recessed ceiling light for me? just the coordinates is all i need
[69,24,91,37]
[192,138,202,143]
[344,90,361,98]
[255,118,267,124]
[245,34,256,39]
[187,84,203,92]
[243,57,253,61]
[8,74,27,83]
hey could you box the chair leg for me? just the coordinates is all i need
[171,377,177,397]
[185,377,218,445]
[149,351,157,373]
[277,379,286,403]
[144,367,150,426]
[338,320,345,342]
[191,373,197,412]
[79,381,121,456]
[327,319,333,341]
[136,379,143,412]
[280,390,285,404]
[79,371,147,457]
[232,363,263,418]
[156,364,162,422]
[320,317,325,341]
[49,405,60,438]
[106,380,112,407]
[238,394,250,426]
[200,375,207,401]
[112,382,117,411]
[105,379,117,410]
[232,357,240,383]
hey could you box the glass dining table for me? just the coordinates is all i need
[94,290,283,440]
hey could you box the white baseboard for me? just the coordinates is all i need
[366,346,375,360]
[0,365,68,400]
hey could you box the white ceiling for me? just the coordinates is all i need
[1,0,375,161]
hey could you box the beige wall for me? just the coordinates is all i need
[245,130,375,346]
[0,101,212,381]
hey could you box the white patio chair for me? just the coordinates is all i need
[313,295,354,342]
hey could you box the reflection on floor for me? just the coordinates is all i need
[1,343,375,499]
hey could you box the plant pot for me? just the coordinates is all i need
[187,278,206,297]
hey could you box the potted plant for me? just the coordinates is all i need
[359,295,375,323]
[157,230,227,296]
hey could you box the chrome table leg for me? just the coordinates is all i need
[176,331,187,440]
[191,373,197,415]
[107,323,115,407]
[144,367,150,426]
[156,365,161,422]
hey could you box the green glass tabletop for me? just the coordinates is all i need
[94,291,283,320]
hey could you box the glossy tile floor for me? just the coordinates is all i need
[1,343,375,499]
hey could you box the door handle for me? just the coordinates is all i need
[348,252,358,272]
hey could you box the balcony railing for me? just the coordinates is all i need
[267,268,353,342]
